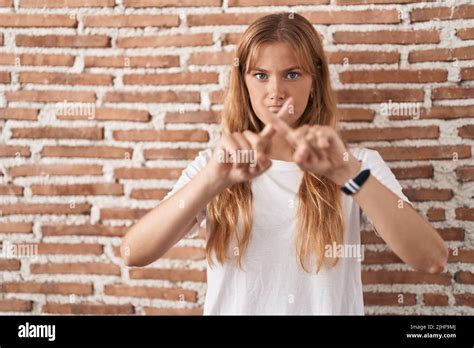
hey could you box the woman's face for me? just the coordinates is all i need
[244,42,313,128]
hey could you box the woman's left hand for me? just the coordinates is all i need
[288,125,361,186]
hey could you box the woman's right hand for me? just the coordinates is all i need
[204,124,276,189]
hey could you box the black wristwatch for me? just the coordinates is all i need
[340,166,371,195]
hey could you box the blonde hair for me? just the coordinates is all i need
[206,12,344,273]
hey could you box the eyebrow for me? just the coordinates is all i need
[251,66,302,72]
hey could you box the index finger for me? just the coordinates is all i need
[262,98,301,148]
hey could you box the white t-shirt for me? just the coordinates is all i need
[162,147,412,315]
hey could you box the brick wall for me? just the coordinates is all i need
[0,0,472,315]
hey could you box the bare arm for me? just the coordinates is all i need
[352,173,448,274]
[120,166,225,267]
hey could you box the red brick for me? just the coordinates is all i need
[423,293,449,306]
[0,259,21,271]
[0,184,23,196]
[124,0,220,7]
[338,0,423,3]
[104,284,197,302]
[458,125,474,139]
[364,292,416,306]
[37,243,102,255]
[427,208,445,222]
[454,293,474,307]
[333,30,439,44]
[42,224,127,237]
[449,249,474,263]
[337,89,424,103]
[0,53,74,66]
[0,203,90,215]
[165,110,219,124]
[403,188,453,202]
[0,299,33,312]
[129,268,206,282]
[408,46,474,63]
[0,14,76,27]
[117,33,213,48]
[43,302,134,315]
[143,306,203,315]
[0,108,39,120]
[455,208,473,221]
[57,108,150,122]
[31,262,120,275]
[84,15,179,28]
[362,271,451,285]
[456,166,474,182]
[102,208,149,221]
[41,146,132,159]
[432,87,474,100]
[420,106,474,120]
[188,51,234,66]
[0,72,10,83]
[85,55,179,68]
[461,67,474,81]
[327,51,400,65]
[11,127,103,140]
[340,69,447,84]
[104,91,199,103]
[221,33,241,46]
[0,146,31,158]
[31,183,123,196]
[438,228,464,241]
[229,0,327,5]
[163,247,206,260]
[113,129,209,142]
[372,145,470,161]
[1,282,93,295]
[304,10,400,24]
[123,72,218,85]
[454,271,474,284]
[143,148,203,160]
[17,35,110,48]
[457,27,474,40]
[189,10,399,26]
[19,72,113,85]
[411,5,474,23]
[362,250,402,264]
[391,165,433,180]
[10,164,103,177]
[5,90,96,103]
[341,126,438,142]
[0,222,33,234]
[130,188,169,200]
[21,0,115,7]
[113,167,183,180]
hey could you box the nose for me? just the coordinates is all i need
[268,76,286,102]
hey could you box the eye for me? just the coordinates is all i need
[254,72,267,80]
[286,72,301,80]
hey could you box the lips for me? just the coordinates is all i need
[268,105,282,113]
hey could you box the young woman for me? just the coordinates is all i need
[121,13,448,315]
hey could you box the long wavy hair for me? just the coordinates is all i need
[206,12,345,273]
